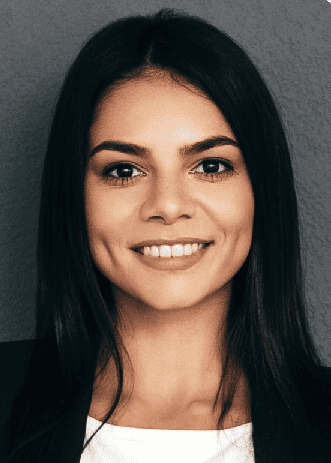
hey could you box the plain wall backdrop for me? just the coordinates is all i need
[0,0,330,365]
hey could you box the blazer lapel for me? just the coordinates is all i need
[52,379,94,463]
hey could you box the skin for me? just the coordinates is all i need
[84,74,255,429]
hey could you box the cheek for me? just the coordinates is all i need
[208,186,254,235]
[212,188,254,274]
[84,183,136,246]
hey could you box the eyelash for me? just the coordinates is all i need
[101,158,236,186]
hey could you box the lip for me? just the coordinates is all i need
[130,238,214,250]
[131,242,213,271]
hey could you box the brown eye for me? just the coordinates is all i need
[191,158,236,182]
[101,158,237,187]
[102,163,144,185]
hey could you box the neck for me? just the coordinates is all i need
[112,284,231,409]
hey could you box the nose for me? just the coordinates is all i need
[140,174,196,224]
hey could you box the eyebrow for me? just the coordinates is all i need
[88,136,240,159]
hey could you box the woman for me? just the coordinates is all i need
[2,7,331,463]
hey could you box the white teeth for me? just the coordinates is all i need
[140,243,206,257]
[168,244,183,257]
[184,243,193,255]
[151,246,160,257]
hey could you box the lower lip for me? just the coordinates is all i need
[130,243,214,271]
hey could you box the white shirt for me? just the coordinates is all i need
[81,415,254,462]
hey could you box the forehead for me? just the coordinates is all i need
[94,78,209,119]
[90,77,236,146]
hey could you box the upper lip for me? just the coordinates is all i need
[131,238,214,249]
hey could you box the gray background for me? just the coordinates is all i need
[0,0,330,365]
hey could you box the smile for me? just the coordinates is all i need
[134,242,211,257]
[131,242,214,271]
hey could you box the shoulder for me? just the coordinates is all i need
[302,365,331,400]
[0,339,52,412]
[0,340,39,445]
[0,338,37,356]
[0,340,37,403]
[307,364,331,391]
[0,339,37,376]
[301,365,331,432]
[0,339,37,377]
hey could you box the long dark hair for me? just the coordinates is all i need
[4,7,330,462]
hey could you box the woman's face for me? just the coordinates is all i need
[84,77,254,311]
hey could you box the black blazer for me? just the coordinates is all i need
[1,339,331,463]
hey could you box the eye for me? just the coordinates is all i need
[191,158,236,182]
[101,158,237,186]
[102,163,144,186]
